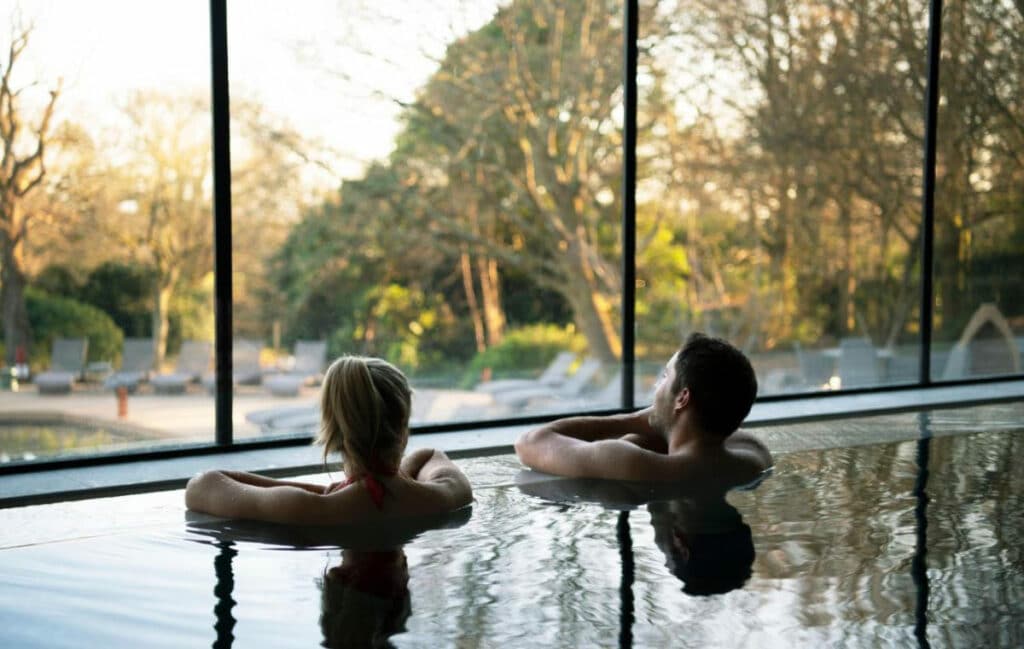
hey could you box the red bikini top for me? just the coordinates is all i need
[335,473,392,509]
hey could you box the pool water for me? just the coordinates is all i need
[1,405,1023,648]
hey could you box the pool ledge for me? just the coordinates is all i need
[2,380,1022,508]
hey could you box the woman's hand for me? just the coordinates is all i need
[324,480,347,495]
[400,447,437,480]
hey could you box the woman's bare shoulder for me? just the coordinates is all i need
[726,430,773,471]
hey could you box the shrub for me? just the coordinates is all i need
[26,288,124,366]
[462,324,586,387]
[80,261,156,338]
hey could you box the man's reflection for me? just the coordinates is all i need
[319,548,411,649]
[516,470,766,596]
[647,496,754,596]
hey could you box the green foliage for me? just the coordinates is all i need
[462,324,586,387]
[168,274,214,353]
[34,265,83,298]
[26,289,124,366]
[80,261,156,338]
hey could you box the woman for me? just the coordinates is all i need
[185,356,473,525]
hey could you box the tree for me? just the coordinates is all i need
[392,0,628,362]
[0,20,59,364]
[650,0,931,347]
[99,91,213,367]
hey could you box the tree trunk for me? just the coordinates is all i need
[935,0,970,339]
[152,281,175,369]
[477,255,505,346]
[460,250,487,353]
[562,272,619,364]
[0,228,30,366]
[838,192,854,337]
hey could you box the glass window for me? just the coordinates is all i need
[0,1,213,464]
[636,0,929,398]
[931,0,1024,381]
[229,0,626,439]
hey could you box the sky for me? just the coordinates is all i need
[0,0,501,181]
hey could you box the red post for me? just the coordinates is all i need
[116,386,128,419]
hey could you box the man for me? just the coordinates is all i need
[514,333,772,485]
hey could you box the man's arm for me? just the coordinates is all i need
[515,409,678,480]
[524,407,656,442]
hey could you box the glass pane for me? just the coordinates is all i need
[0,1,214,465]
[229,0,626,438]
[931,0,1024,381]
[635,0,929,399]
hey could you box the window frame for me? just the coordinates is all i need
[2,0,1021,476]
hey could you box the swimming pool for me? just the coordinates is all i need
[1,403,1022,648]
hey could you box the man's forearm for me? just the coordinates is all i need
[545,408,655,441]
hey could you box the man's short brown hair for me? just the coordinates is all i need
[671,332,757,436]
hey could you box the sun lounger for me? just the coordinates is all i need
[264,340,328,397]
[474,351,577,394]
[837,337,880,388]
[202,339,265,392]
[103,338,154,393]
[493,358,603,408]
[246,403,319,434]
[941,303,1021,379]
[528,368,648,411]
[152,340,212,394]
[35,338,89,395]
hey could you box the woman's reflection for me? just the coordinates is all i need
[319,548,411,648]
[186,505,471,649]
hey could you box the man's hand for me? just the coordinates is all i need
[620,432,668,454]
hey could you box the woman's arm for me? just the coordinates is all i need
[185,470,359,525]
[399,447,437,479]
[216,470,325,494]
[405,449,473,510]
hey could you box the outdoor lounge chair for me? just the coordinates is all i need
[837,337,880,389]
[246,404,319,435]
[151,340,212,394]
[941,303,1021,379]
[474,350,577,394]
[202,338,265,391]
[794,342,834,389]
[530,368,653,411]
[103,337,154,393]
[34,337,89,395]
[263,340,328,397]
[493,357,603,408]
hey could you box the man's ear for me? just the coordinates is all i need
[674,388,690,414]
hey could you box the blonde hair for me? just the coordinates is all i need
[317,356,412,477]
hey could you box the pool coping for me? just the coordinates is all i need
[2,379,1022,508]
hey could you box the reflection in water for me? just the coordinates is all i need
[190,506,471,649]
[516,470,763,598]
[616,511,634,649]
[647,496,755,596]
[212,541,237,649]
[912,412,931,649]
[319,549,411,649]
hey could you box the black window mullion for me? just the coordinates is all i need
[621,0,638,410]
[210,0,233,445]
[918,0,943,386]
